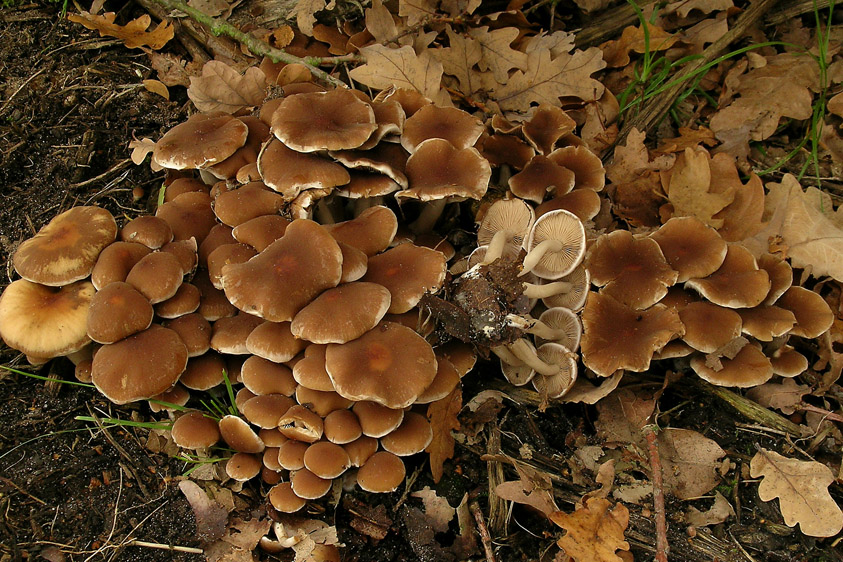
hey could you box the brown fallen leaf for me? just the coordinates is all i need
[750,448,843,537]
[146,51,192,88]
[345,497,392,540]
[178,480,228,542]
[710,152,765,241]
[142,79,169,100]
[292,0,335,36]
[684,491,735,527]
[550,497,630,562]
[411,486,456,533]
[187,61,267,113]
[658,428,726,499]
[432,26,483,95]
[494,457,559,516]
[601,22,677,68]
[426,385,462,483]
[68,12,174,50]
[746,378,810,415]
[594,387,656,446]
[128,137,157,165]
[663,146,735,228]
[349,44,448,105]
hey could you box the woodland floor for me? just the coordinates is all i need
[0,1,842,562]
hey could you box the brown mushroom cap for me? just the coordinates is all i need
[164,312,212,357]
[14,206,117,286]
[271,89,377,152]
[153,112,249,170]
[380,412,433,456]
[678,301,743,353]
[219,414,266,453]
[522,105,577,155]
[776,286,834,339]
[323,205,398,257]
[481,133,536,170]
[207,116,270,179]
[278,405,324,443]
[125,251,185,304]
[690,344,774,387]
[155,191,217,243]
[194,269,237,321]
[290,468,333,500]
[357,451,405,493]
[343,435,379,467]
[304,441,351,479]
[258,138,351,199]
[352,400,405,438]
[535,188,602,223]
[400,105,484,153]
[329,142,409,189]
[685,244,770,309]
[232,215,290,252]
[199,224,236,268]
[226,452,262,482]
[92,325,188,404]
[0,279,94,358]
[120,216,173,250]
[737,306,797,341]
[293,344,336,392]
[295,386,353,417]
[649,217,728,283]
[171,411,221,449]
[222,219,343,322]
[213,183,286,228]
[268,482,306,513]
[586,230,678,310]
[210,312,264,354]
[246,320,308,363]
[164,177,209,202]
[546,145,605,191]
[155,282,201,319]
[509,155,576,204]
[91,241,151,290]
[277,439,309,470]
[241,355,297,396]
[326,322,437,408]
[291,282,392,344]
[323,409,363,444]
[770,345,809,378]
[179,352,227,391]
[398,138,491,201]
[87,282,154,344]
[361,244,446,313]
[242,394,296,429]
[208,244,258,290]
[415,356,461,404]
[581,292,684,378]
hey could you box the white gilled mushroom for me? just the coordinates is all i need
[477,198,535,264]
[519,209,586,280]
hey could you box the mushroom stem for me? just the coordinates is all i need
[482,230,509,264]
[505,314,569,341]
[518,239,564,277]
[353,196,384,217]
[522,280,572,299]
[490,344,522,366]
[507,338,558,377]
[410,199,447,234]
[315,199,336,225]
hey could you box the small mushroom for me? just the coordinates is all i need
[520,209,587,280]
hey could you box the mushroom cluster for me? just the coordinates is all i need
[580,216,834,387]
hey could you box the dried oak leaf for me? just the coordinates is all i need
[426,385,462,483]
[432,26,482,95]
[178,480,228,542]
[494,457,558,516]
[494,46,606,111]
[188,61,267,113]
[550,497,630,562]
[685,491,735,527]
[759,174,843,282]
[350,44,445,103]
[746,378,810,415]
[128,137,157,165]
[658,428,726,500]
[411,486,456,533]
[750,448,843,537]
[292,0,335,36]
[468,27,528,84]
[147,51,192,87]
[710,153,765,241]
[663,146,734,228]
[67,12,174,50]
[601,22,677,68]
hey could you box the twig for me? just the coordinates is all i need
[70,158,133,189]
[146,0,359,88]
[0,69,45,118]
[124,540,204,554]
[643,425,669,562]
[0,475,47,505]
[469,493,497,562]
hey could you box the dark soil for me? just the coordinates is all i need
[1,2,842,562]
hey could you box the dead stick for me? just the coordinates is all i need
[643,425,669,562]
[146,0,359,88]
[469,493,497,562]
[125,540,203,554]
[612,0,781,152]
[694,379,805,437]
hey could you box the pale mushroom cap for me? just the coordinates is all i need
[649,216,728,283]
[524,209,587,280]
[586,230,678,309]
[400,105,484,153]
[678,301,743,353]
[171,411,221,449]
[91,325,188,404]
[291,282,391,344]
[477,198,536,253]
[271,89,377,152]
[685,244,770,308]
[533,343,578,399]
[535,307,582,351]
[14,206,117,286]
[326,322,437,408]
[690,344,774,387]
[380,412,433,456]
[352,400,405,438]
[304,441,351,479]
[361,244,446,314]
[222,219,343,322]
[541,264,591,312]
[153,112,249,170]
[357,451,406,493]
[219,414,265,454]
[581,292,684,378]
[226,452,262,481]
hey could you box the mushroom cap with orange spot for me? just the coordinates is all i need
[361,243,446,314]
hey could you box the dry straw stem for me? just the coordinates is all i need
[147,0,360,88]
[612,0,780,152]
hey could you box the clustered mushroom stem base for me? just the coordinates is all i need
[482,230,512,265]
[518,239,564,277]
[521,280,572,299]
[507,338,558,377]
[409,198,447,234]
